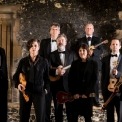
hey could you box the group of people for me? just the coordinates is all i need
[1,22,122,122]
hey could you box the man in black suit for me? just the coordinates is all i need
[101,39,122,122]
[39,22,60,122]
[0,47,8,122]
[49,33,77,122]
[76,23,103,107]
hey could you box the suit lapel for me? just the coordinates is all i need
[47,39,51,53]
[55,50,62,65]
[64,51,69,67]
[117,54,122,70]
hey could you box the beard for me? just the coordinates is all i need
[58,45,65,51]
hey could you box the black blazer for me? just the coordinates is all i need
[13,55,50,93]
[39,38,52,61]
[76,36,103,70]
[101,54,122,100]
[49,49,77,92]
[68,59,98,96]
[0,47,8,90]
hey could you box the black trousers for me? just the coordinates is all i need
[68,98,92,122]
[45,92,52,122]
[119,101,122,122]
[94,71,101,104]
[19,91,45,122]
[52,92,71,122]
[103,94,120,122]
[0,90,7,122]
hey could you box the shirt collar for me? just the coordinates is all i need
[86,35,93,38]
[111,52,120,57]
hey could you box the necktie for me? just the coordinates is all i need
[111,54,117,57]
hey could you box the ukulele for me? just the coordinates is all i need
[56,91,95,104]
[102,76,122,110]
[49,65,71,82]
[19,73,29,102]
[108,61,118,92]
[89,40,108,50]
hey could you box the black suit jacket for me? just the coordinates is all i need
[0,47,8,91]
[76,36,103,70]
[49,49,77,92]
[39,38,52,61]
[101,54,122,100]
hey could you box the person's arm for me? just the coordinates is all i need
[0,47,8,90]
[92,37,104,57]
[43,59,50,93]
[39,39,45,57]
[13,59,23,88]
[68,61,77,94]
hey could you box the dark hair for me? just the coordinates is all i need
[77,43,90,59]
[78,43,89,52]
[49,22,60,31]
[26,39,40,51]
[111,38,121,45]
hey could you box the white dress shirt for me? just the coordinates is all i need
[51,40,57,52]
[86,35,92,46]
[110,53,119,77]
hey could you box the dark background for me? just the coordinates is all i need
[1,0,122,51]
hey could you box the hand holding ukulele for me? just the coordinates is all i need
[19,73,29,102]
[88,40,108,56]
[56,65,66,76]
[49,65,71,82]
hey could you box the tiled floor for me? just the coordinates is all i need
[8,103,107,122]
[8,94,117,122]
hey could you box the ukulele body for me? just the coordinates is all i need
[56,91,74,104]
[108,78,118,92]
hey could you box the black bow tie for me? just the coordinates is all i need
[87,37,92,41]
[58,51,65,54]
[52,40,56,42]
[111,54,117,57]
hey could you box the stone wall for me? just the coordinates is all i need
[16,0,122,46]
[11,0,122,102]
[1,0,122,102]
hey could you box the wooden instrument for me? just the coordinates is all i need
[89,40,108,50]
[56,91,74,104]
[108,61,118,92]
[102,76,122,110]
[19,73,29,102]
[56,91,95,104]
[49,65,71,82]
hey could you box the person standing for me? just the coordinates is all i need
[68,43,98,122]
[49,33,77,122]
[39,22,60,122]
[13,39,50,122]
[0,47,8,122]
[76,23,103,107]
[101,39,122,122]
